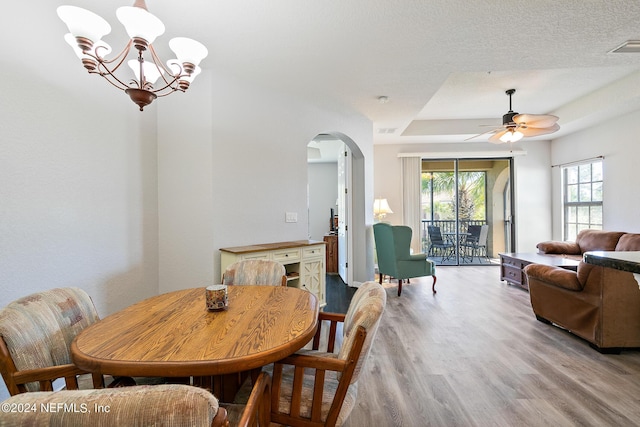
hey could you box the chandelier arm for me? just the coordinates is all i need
[145,45,188,94]
[95,61,137,91]
[96,40,133,68]
[84,40,138,91]
[149,44,180,78]
[150,78,184,95]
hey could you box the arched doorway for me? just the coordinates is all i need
[307,132,365,286]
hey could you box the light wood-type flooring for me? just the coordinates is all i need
[338,265,640,427]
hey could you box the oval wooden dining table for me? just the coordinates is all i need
[71,285,319,379]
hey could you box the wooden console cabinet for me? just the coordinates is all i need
[220,240,326,307]
[500,252,580,291]
[323,234,338,274]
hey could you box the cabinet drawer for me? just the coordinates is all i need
[303,246,324,258]
[502,266,523,285]
[273,248,301,263]
[501,257,524,269]
[241,252,270,261]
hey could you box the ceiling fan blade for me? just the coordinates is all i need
[464,127,501,141]
[513,113,559,128]
[488,129,509,144]
[519,123,560,137]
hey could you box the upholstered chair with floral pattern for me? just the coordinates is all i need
[1,384,228,426]
[0,287,105,395]
[223,259,287,287]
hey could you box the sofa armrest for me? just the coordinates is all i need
[523,264,583,291]
[536,240,581,255]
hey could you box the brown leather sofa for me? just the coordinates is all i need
[524,230,640,352]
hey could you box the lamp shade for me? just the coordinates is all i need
[116,6,165,44]
[57,6,111,43]
[373,199,393,215]
[127,60,164,85]
[169,37,208,66]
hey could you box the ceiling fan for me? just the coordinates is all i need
[472,89,560,144]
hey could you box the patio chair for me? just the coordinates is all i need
[427,225,455,261]
[461,224,489,263]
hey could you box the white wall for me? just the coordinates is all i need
[157,70,374,289]
[308,162,338,241]
[157,70,214,293]
[0,69,159,400]
[550,109,640,236]
[373,141,552,253]
[512,140,552,250]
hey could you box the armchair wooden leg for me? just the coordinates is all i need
[398,279,403,296]
[432,275,437,294]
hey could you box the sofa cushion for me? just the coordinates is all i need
[575,229,625,253]
[536,240,580,255]
[615,233,640,251]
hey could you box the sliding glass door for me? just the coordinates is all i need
[421,158,513,265]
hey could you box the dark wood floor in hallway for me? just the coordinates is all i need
[339,265,640,427]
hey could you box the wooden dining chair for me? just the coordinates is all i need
[222,371,272,427]
[223,259,287,286]
[0,287,106,396]
[267,281,387,427]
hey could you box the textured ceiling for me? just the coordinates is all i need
[9,1,640,144]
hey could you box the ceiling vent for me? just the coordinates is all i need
[609,40,640,53]
[378,128,397,134]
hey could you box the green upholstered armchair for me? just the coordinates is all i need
[373,222,437,296]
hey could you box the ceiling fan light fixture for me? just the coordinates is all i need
[499,128,523,143]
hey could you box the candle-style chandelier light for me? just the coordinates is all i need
[57,0,208,111]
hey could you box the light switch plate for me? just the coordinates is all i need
[285,212,298,223]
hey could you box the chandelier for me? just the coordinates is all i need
[57,0,208,111]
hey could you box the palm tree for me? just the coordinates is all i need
[422,171,485,221]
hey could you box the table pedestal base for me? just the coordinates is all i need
[192,369,261,403]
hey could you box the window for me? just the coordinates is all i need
[563,161,603,241]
